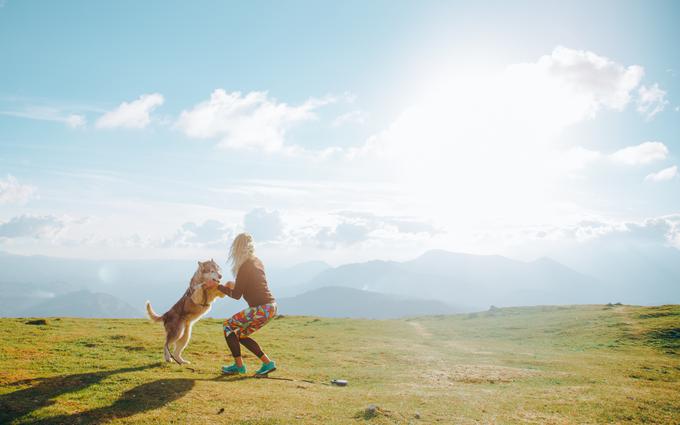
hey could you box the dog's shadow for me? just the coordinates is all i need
[0,363,194,425]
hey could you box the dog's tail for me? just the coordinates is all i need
[145,301,164,322]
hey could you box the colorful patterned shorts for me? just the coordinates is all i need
[223,303,277,338]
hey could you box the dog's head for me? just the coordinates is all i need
[196,259,222,285]
[191,259,225,304]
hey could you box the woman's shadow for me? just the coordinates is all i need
[0,363,195,424]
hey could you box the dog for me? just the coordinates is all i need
[145,259,225,365]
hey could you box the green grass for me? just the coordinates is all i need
[1,304,679,424]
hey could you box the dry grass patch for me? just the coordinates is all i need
[424,364,540,385]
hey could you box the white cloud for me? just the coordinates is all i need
[244,208,284,241]
[0,175,37,204]
[505,46,644,126]
[315,222,371,248]
[645,165,678,182]
[522,220,621,244]
[0,214,67,239]
[552,142,671,171]
[0,107,87,128]
[563,146,603,170]
[65,114,86,128]
[336,211,439,236]
[637,83,668,120]
[332,110,367,127]
[527,215,680,248]
[311,211,439,249]
[610,141,668,165]
[176,89,335,153]
[163,219,233,248]
[589,216,680,246]
[96,93,164,129]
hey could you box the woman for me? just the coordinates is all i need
[205,233,277,376]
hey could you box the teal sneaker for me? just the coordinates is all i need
[221,364,246,375]
[255,361,277,376]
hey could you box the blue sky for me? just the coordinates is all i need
[1,0,679,266]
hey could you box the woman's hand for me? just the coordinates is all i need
[204,280,218,289]
[225,281,235,290]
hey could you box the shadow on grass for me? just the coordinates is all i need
[211,373,254,382]
[1,365,302,424]
[24,378,195,425]
[210,374,302,384]
[647,327,680,350]
[0,363,195,424]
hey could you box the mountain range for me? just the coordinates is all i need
[283,250,606,308]
[276,286,455,318]
[1,247,677,318]
[21,290,142,318]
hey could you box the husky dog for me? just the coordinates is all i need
[145,259,225,365]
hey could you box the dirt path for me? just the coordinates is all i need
[407,321,432,339]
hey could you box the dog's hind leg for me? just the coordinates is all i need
[164,320,184,364]
[164,344,172,362]
[173,321,193,364]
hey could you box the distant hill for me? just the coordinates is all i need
[287,259,451,296]
[277,286,458,318]
[267,261,332,297]
[0,251,195,314]
[547,243,680,305]
[288,250,605,309]
[16,290,142,318]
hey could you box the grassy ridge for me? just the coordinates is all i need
[0,305,678,424]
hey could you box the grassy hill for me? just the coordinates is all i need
[0,304,678,424]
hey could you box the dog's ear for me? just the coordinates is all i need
[197,261,202,267]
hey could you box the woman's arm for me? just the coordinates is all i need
[217,280,243,300]
[215,261,250,300]
[216,281,232,294]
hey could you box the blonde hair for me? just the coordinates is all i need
[229,233,255,277]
